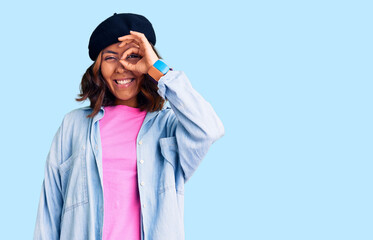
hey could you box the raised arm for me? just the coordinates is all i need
[117,30,225,182]
[157,70,225,181]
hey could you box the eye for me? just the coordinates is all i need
[104,56,118,61]
[127,54,141,59]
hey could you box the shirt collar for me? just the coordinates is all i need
[89,104,167,125]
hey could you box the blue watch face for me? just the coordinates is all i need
[154,60,169,74]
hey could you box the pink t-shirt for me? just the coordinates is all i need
[99,105,147,240]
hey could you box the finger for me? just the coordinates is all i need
[119,31,148,46]
[129,31,149,45]
[118,35,139,41]
[118,39,140,48]
[120,47,144,60]
[118,40,139,47]
[118,35,146,51]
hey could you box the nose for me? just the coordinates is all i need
[115,61,127,73]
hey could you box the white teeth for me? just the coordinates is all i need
[117,79,133,84]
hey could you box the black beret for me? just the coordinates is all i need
[88,13,156,61]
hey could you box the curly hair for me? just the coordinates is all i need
[76,45,166,118]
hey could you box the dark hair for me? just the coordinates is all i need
[76,45,165,118]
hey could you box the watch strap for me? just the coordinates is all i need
[148,65,164,82]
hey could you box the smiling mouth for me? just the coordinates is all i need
[115,78,135,85]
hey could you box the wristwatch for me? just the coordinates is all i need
[148,59,170,82]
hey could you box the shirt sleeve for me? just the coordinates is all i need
[34,124,64,240]
[157,70,225,182]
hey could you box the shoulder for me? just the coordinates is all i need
[155,105,175,122]
[60,106,93,130]
[64,106,92,119]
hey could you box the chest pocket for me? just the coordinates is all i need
[159,136,183,194]
[58,147,88,213]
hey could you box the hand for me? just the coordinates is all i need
[118,31,159,74]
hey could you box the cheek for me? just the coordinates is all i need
[133,71,143,78]
[136,75,145,86]
[100,64,114,80]
[134,71,145,80]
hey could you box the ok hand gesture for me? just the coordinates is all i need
[118,31,159,74]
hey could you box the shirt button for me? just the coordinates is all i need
[138,140,143,145]
[140,181,145,186]
[143,204,146,208]
[140,159,144,164]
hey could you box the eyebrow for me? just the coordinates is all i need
[102,50,118,55]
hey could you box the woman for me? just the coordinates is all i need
[34,13,224,240]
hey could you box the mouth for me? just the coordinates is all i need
[115,78,135,84]
[114,78,135,88]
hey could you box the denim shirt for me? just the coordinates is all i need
[34,70,225,240]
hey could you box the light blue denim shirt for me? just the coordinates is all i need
[34,70,225,240]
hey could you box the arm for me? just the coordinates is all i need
[34,124,64,240]
[117,31,225,182]
[157,70,225,182]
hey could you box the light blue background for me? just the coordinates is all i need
[0,0,372,239]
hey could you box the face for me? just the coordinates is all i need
[100,42,143,107]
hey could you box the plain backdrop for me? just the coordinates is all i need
[0,0,372,239]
